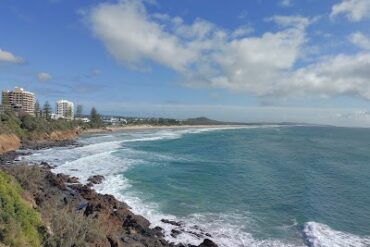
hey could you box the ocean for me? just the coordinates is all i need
[22,126,370,247]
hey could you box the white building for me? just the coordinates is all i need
[56,99,74,120]
[75,117,90,123]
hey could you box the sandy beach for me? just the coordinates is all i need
[81,124,246,134]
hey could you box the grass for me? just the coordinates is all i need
[0,170,43,247]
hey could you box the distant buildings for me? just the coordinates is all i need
[56,99,74,120]
[0,87,77,121]
[1,87,36,115]
[75,117,90,123]
[102,116,127,125]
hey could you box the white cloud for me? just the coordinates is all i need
[292,53,370,99]
[350,32,370,50]
[231,25,254,38]
[87,0,370,101]
[280,0,293,7]
[268,15,313,29]
[331,0,370,21]
[88,0,199,71]
[0,49,24,64]
[37,72,52,81]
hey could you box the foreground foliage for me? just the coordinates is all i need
[0,170,43,247]
[3,165,105,247]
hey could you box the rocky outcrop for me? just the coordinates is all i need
[0,134,21,155]
[87,175,105,184]
[0,130,80,155]
[21,129,80,150]
[1,163,219,247]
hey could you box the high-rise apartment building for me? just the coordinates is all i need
[56,99,74,120]
[1,87,36,115]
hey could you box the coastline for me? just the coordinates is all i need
[0,129,219,247]
[82,124,247,135]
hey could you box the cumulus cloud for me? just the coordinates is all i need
[292,53,370,99]
[0,49,24,64]
[87,0,370,101]
[37,72,52,81]
[331,0,370,21]
[350,32,370,50]
[87,0,199,71]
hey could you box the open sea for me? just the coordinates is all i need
[22,126,370,247]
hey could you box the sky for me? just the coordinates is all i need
[1,0,370,127]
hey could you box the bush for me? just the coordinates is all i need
[0,170,43,247]
[43,202,104,247]
[0,112,26,137]
[0,112,79,138]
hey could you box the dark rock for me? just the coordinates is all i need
[171,229,182,238]
[198,239,218,247]
[87,175,105,184]
[21,139,77,150]
[187,231,202,238]
[107,235,121,247]
[0,151,18,164]
[152,226,165,237]
[161,219,182,227]
[46,172,67,190]
[66,176,79,183]
[123,215,150,234]
[40,161,51,168]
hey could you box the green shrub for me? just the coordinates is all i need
[0,112,79,137]
[0,170,43,247]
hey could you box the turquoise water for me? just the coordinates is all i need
[25,126,370,246]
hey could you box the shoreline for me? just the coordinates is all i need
[82,124,248,135]
[0,131,219,247]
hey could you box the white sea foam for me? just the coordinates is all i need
[93,173,308,247]
[303,222,370,247]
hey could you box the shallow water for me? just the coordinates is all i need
[23,126,370,247]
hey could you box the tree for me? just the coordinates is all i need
[34,100,41,118]
[90,107,102,127]
[43,101,52,120]
[76,104,83,117]
[20,114,38,131]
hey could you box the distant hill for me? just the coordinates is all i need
[183,117,233,125]
[183,117,217,125]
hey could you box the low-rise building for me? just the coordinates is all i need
[56,99,74,120]
[75,117,90,123]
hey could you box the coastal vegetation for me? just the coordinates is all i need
[0,112,78,138]
[0,164,217,247]
[0,170,43,247]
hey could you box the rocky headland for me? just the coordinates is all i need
[0,136,218,247]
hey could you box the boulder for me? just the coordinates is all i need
[87,175,105,184]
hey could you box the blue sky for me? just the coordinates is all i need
[1,0,370,126]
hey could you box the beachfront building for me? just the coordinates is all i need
[56,99,74,120]
[75,117,90,123]
[1,87,36,115]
